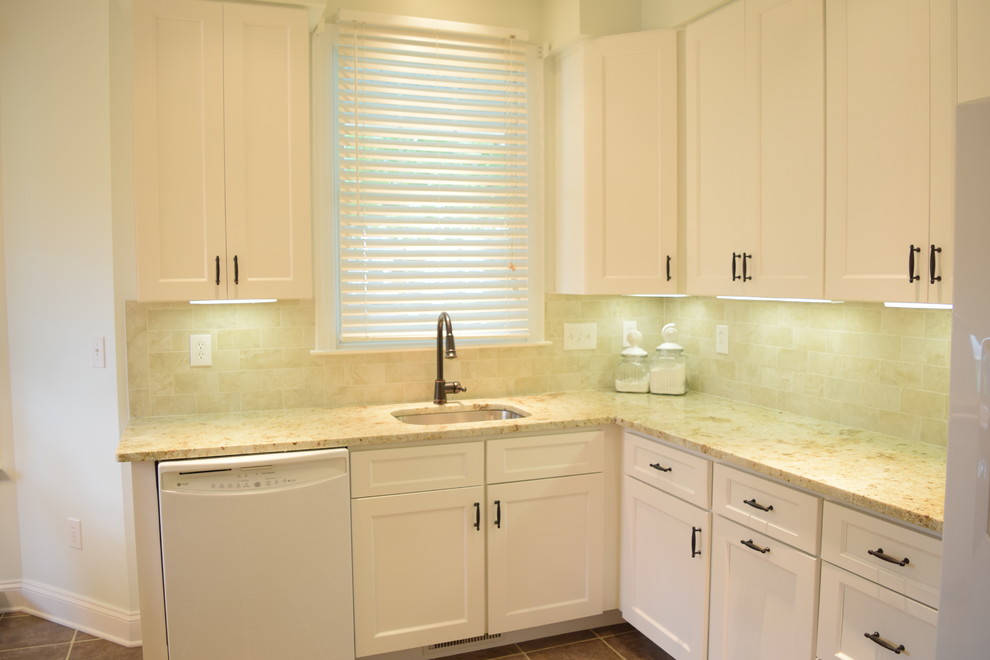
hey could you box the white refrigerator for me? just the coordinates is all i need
[936,97,990,657]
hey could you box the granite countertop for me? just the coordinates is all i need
[117,390,947,533]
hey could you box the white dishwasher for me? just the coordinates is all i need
[158,448,354,660]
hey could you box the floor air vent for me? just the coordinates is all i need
[424,633,502,655]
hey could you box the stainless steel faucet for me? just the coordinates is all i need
[434,312,467,404]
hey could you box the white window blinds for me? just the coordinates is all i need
[331,13,540,348]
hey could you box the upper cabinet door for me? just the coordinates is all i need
[824,0,953,303]
[686,0,824,299]
[742,0,824,299]
[555,30,679,295]
[685,2,746,297]
[133,0,312,301]
[133,0,227,301]
[222,2,312,300]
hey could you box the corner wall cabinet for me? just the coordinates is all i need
[133,0,312,301]
[685,0,825,299]
[823,0,953,304]
[554,30,679,295]
[350,431,606,657]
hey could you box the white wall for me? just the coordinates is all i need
[641,0,729,28]
[0,0,137,641]
[0,113,23,594]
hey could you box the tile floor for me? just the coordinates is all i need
[442,624,675,660]
[0,613,673,660]
[0,612,141,659]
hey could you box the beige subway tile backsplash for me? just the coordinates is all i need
[125,295,951,446]
[665,298,951,446]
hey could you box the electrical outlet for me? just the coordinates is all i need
[68,518,82,550]
[190,334,212,367]
[716,325,729,355]
[622,321,638,347]
[563,323,597,350]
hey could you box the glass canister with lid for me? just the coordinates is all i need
[649,322,686,395]
[614,330,650,393]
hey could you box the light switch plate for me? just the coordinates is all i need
[91,336,106,369]
[564,323,597,350]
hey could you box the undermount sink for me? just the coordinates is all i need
[392,406,529,425]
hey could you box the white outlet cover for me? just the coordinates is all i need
[190,334,212,367]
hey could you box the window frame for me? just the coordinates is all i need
[312,11,544,353]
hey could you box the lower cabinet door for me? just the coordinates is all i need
[621,476,710,660]
[352,486,486,656]
[708,516,819,660]
[817,562,937,660]
[488,473,605,634]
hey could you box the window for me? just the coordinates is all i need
[317,11,543,351]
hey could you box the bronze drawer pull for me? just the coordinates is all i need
[865,631,905,654]
[743,498,773,512]
[868,547,910,567]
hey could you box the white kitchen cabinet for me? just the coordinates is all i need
[623,430,711,509]
[713,463,821,555]
[351,432,606,655]
[620,432,712,660]
[708,516,819,660]
[488,472,604,633]
[351,486,486,656]
[957,0,990,103]
[133,0,312,301]
[817,503,941,659]
[821,502,942,609]
[824,0,953,303]
[685,0,824,299]
[817,563,937,659]
[486,431,605,633]
[622,475,710,660]
[554,29,679,295]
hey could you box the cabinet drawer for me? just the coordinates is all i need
[351,442,484,497]
[713,464,821,554]
[817,563,937,660]
[822,502,941,608]
[623,431,711,508]
[487,430,604,483]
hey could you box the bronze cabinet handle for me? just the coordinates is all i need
[868,547,910,567]
[864,631,905,654]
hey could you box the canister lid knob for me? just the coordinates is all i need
[658,322,683,352]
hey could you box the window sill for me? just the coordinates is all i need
[310,340,552,357]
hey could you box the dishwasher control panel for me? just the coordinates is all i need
[159,452,347,494]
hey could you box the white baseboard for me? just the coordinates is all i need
[0,579,141,647]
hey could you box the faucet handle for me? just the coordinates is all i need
[446,381,467,394]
